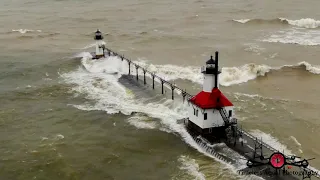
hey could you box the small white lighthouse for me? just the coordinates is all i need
[187,52,235,136]
[93,29,106,59]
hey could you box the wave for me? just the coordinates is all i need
[233,18,282,24]
[4,29,60,39]
[178,155,206,180]
[127,113,158,129]
[289,136,302,146]
[132,59,320,87]
[261,28,320,46]
[72,52,320,88]
[233,18,320,29]
[234,18,320,46]
[221,61,320,84]
[72,43,96,50]
[281,18,320,29]
[134,61,272,87]
[283,61,320,74]
[12,29,42,34]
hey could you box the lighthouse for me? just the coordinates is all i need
[187,52,236,139]
[93,29,106,59]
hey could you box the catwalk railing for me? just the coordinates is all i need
[105,48,193,101]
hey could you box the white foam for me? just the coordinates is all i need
[233,92,292,104]
[262,28,320,46]
[74,52,93,59]
[233,18,320,29]
[178,155,206,180]
[135,61,202,85]
[244,43,265,55]
[289,136,302,146]
[81,43,96,50]
[280,18,320,29]
[135,59,320,87]
[250,129,292,154]
[234,92,261,99]
[233,19,251,23]
[127,114,158,129]
[220,64,271,86]
[81,56,122,74]
[134,61,272,87]
[55,134,65,140]
[71,43,97,50]
[12,29,42,34]
[294,61,320,74]
[41,137,49,141]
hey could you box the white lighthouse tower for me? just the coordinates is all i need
[187,51,236,137]
[93,29,106,59]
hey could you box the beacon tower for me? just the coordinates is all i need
[93,29,106,59]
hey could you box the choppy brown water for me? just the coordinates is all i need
[1,0,320,179]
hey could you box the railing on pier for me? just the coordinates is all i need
[239,129,276,152]
[105,48,194,101]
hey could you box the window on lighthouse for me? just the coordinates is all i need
[204,113,207,120]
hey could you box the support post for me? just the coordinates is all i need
[182,90,186,102]
[128,61,131,75]
[240,125,244,146]
[152,74,155,89]
[143,70,146,85]
[161,80,164,94]
[214,51,219,88]
[136,65,139,81]
[171,85,175,100]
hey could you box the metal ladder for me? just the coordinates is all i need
[218,108,231,125]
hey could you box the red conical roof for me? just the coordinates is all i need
[189,88,233,109]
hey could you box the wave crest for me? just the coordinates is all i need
[280,18,320,29]
[261,28,320,46]
[284,61,320,74]
[4,29,60,39]
[233,18,320,28]
[132,61,320,86]
[220,64,271,86]
[73,51,320,88]
[12,29,42,34]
